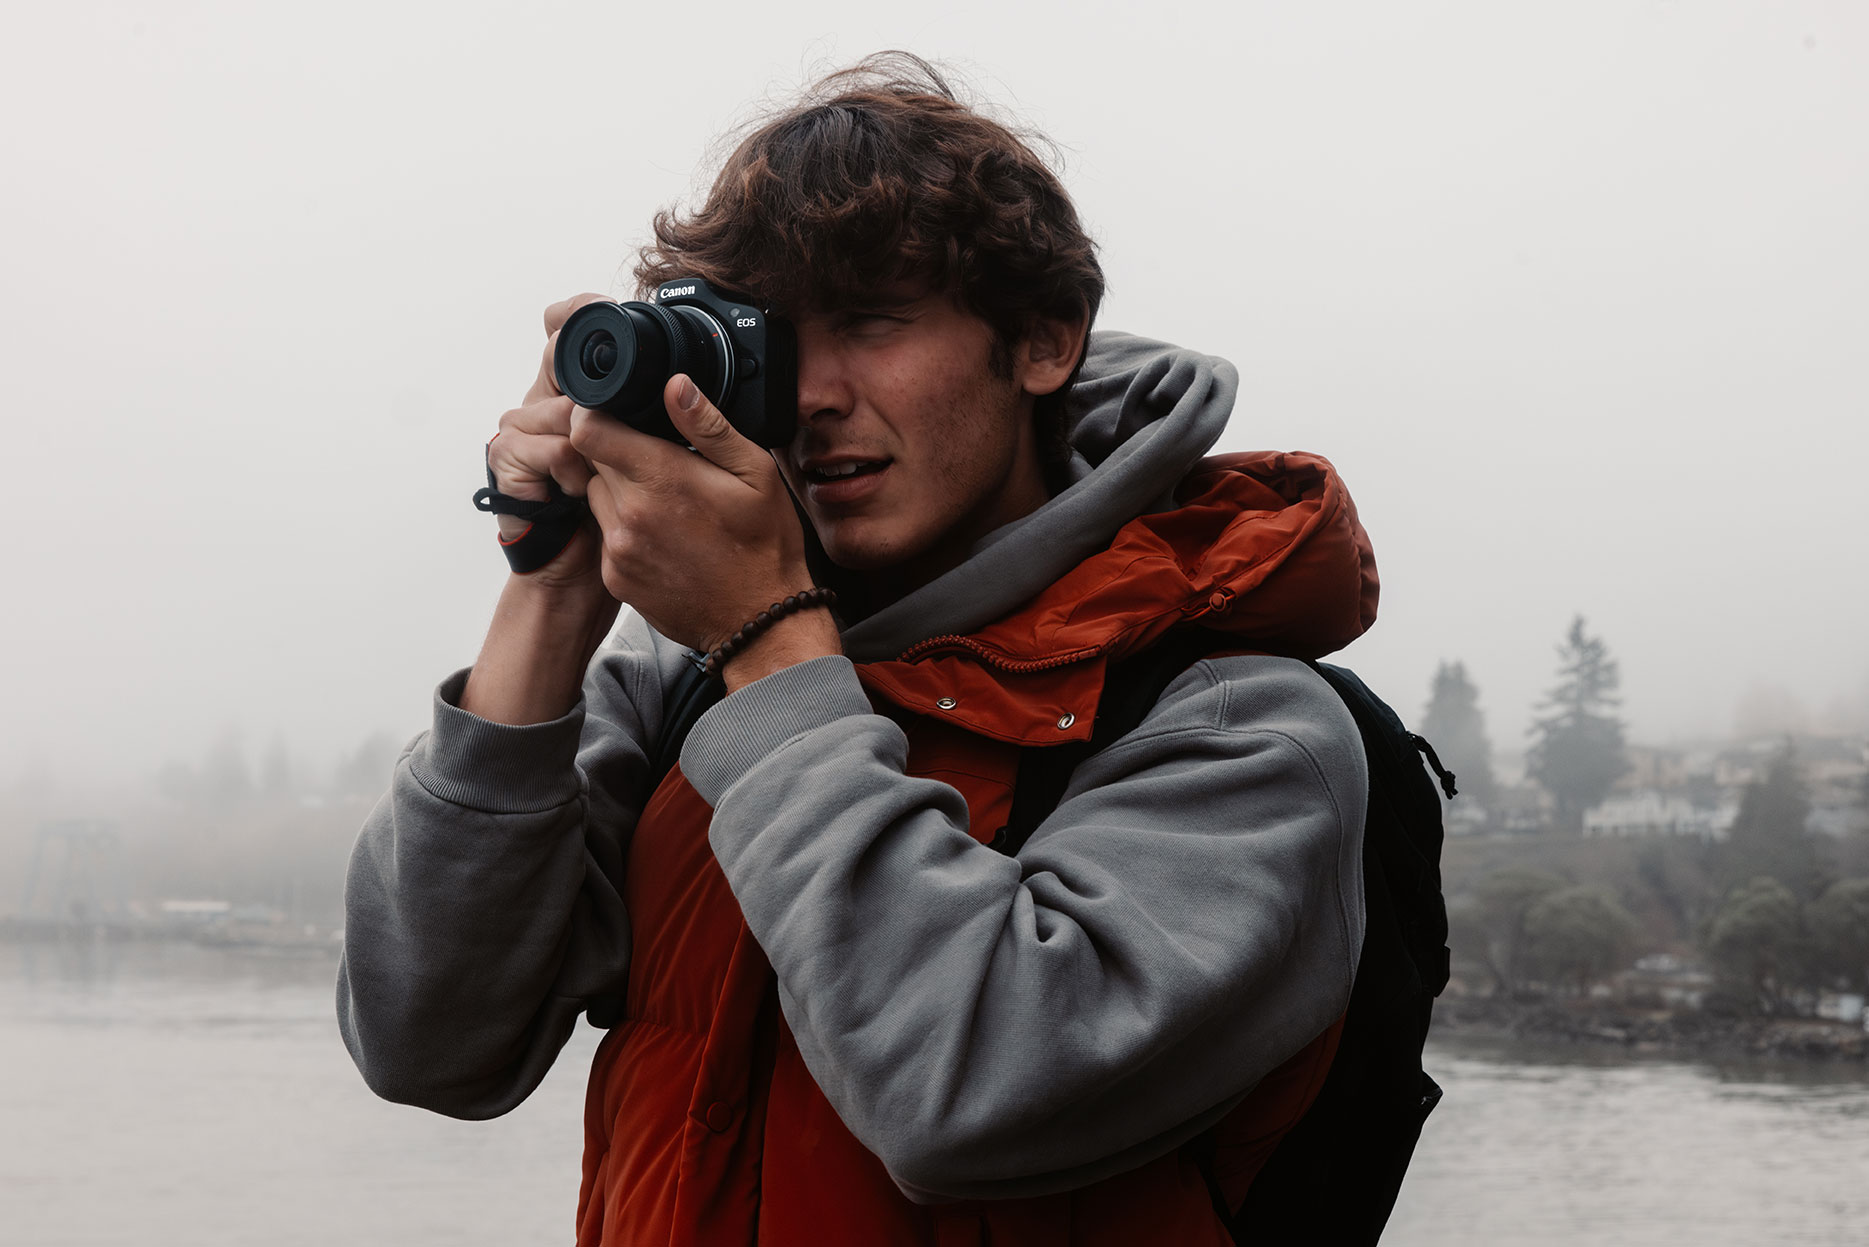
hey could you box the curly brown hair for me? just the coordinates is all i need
[634,53,1104,466]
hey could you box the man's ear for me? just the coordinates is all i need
[1016,311,1090,398]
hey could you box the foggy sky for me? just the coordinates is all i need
[4,1,1866,789]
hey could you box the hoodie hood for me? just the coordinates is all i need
[840,331,1240,662]
[840,330,1378,671]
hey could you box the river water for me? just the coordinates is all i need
[3,940,1866,1246]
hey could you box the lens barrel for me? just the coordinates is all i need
[555,300,728,440]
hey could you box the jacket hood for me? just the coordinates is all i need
[839,330,1379,674]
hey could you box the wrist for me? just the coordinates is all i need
[505,561,613,619]
[462,571,621,725]
[501,524,611,607]
[720,601,842,694]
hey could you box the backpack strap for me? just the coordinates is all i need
[998,629,1238,857]
[645,654,726,795]
[584,654,723,1030]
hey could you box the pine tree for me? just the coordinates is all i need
[1526,616,1629,832]
[1717,745,1826,901]
[1421,661,1497,811]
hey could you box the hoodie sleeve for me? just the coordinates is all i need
[680,650,1367,1202]
[334,612,684,1119]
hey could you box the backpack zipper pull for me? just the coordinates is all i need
[1408,733,1458,799]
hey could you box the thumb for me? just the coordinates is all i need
[664,374,765,479]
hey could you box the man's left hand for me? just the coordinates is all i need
[569,375,816,656]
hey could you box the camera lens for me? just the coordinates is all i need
[656,305,725,398]
[581,332,619,380]
[555,303,650,416]
[554,298,731,442]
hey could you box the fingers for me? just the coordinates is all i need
[660,375,769,481]
[522,334,563,404]
[584,474,630,603]
[489,431,594,501]
[568,404,690,487]
[584,460,707,614]
[568,378,776,492]
[501,394,575,437]
[544,293,608,337]
[491,396,593,501]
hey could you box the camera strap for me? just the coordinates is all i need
[472,449,590,574]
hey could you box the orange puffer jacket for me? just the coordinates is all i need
[576,451,1378,1247]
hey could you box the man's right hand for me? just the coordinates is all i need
[459,295,624,726]
[486,293,613,596]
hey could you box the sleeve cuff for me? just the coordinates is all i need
[680,655,872,805]
[408,668,588,813]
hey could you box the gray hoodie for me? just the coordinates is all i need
[337,330,1369,1201]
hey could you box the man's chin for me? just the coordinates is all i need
[821,545,897,574]
[816,526,917,576]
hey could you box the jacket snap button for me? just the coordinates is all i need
[936,697,958,710]
[1056,713,1075,730]
[704,1101,734,1133]
[1208,589,1233,612]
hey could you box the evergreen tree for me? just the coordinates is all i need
[1716,745,1826,901]
[1526,616,1629,832]
[1421,661,1497,811]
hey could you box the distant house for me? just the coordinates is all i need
[158,899,233,925]
[1809,804,1869,839]
[1583,791,1732,841]
[1615,746,1689,793]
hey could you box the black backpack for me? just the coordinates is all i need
[1001,628,1453,1245]
[649,629,1453,1244]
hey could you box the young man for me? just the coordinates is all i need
[339,56,1376,1246]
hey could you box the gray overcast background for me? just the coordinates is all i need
[4,1,1864,791]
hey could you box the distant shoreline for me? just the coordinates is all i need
[0,917,340,956]
[1433,995,1867,1064]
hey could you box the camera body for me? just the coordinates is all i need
[553,278,798,448]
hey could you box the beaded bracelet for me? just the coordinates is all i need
[703,587,838,676]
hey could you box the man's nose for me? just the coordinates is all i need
[793,336,851,427]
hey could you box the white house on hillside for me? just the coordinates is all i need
[1583,791,1734,840]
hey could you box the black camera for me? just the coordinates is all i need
[553,278,798,447]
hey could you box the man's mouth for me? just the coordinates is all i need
[799,457,893,506]
[804,459,890,483]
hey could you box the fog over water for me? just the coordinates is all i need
[5,946,1866,1246]
[3,1,1865,787]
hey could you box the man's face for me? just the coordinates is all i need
[777,291,1053,591]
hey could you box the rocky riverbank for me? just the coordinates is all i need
[1433,994,1868,1063]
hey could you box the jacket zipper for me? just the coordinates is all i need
[893,633,1108,673]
